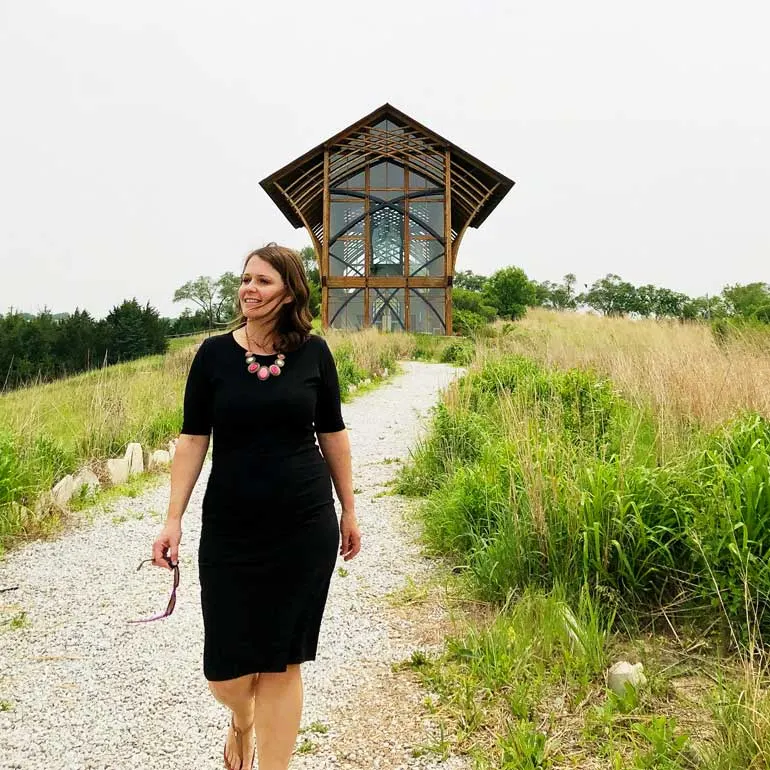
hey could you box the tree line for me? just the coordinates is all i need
[452,267,770,332]
[2,245,766,392]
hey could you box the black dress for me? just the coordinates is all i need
[180,331,345,681]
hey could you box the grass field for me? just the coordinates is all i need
[397,311,770,769]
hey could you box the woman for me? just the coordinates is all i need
[151,243,361,770]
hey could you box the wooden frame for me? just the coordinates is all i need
[260,105,514,336]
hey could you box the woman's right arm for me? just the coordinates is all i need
[166,433,210,523]
[152,433,210,568]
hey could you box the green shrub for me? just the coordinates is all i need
[439,339,474,366]
[401,352,770,643]
[453,309,488,336]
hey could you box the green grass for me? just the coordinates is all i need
[396,348,770,768]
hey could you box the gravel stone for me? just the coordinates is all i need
[0,360,467,769]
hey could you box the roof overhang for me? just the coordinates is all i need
[259,103,514,240]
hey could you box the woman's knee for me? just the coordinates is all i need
[208,673,258,704]
[256,664,301,688]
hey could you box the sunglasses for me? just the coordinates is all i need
[128,555,179,624]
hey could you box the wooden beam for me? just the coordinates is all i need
[322,150,330,329]
[274,181,322,258]
[451,183,500,273]
[444,148,453,337]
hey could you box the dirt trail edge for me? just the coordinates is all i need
[0,361,468,770]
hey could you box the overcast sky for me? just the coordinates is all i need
[1,0,768,319]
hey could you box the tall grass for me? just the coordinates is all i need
[398,314,770,767]
[487,310,770,458]
[399,353,770,640]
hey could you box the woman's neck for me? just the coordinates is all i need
[244,320,277,353]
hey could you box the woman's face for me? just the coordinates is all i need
[239,255,293,321]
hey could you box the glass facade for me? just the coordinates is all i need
[328,288,364,330]
[409,239,444,277]
[325,122,450,333]
[409,289,446,334]
[329,239,365,277]
[369,288,405,332]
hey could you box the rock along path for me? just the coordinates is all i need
[0,361,467,770]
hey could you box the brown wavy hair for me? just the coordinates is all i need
[226,243,313,353]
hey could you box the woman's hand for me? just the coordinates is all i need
[152,520,182,569]
[339,511,361,561]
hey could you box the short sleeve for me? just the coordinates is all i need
[314,338,345,433]
[180,339,213,436]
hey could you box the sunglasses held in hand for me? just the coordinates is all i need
[128,554,179,624]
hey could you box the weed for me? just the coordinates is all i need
[6,611,30,630]
[295,738,316,754]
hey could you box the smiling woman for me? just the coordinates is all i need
[150,242,361,770]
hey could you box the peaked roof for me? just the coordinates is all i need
[259,103,514,239]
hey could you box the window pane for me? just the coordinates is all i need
[368,189,404,202]
[408,169,439,189]
[331,202,364,239]
[329,239,365,277]
[369,288,405,332]
[409,239,445,277]
[370,208,404,276]
[329,288,364,330]
[372,119,404,134]
[338,171,365,190]
[409,289,446,334]
[408,201,444,237]
[370,161,404,189]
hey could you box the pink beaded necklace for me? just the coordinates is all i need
[244,327,285,381]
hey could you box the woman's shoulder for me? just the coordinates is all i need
[291,332,329,354]
[305,332,328,349]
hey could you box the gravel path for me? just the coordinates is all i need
[0,361,466,770]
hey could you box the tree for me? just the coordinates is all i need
[173,276,220,329]
[722,283,770,319]
[140,301,169,355]
[216,272,241,324]
[452,288,497,321]
[535,273,578,310]
[579,274,638,317]
[55,308,100,372]
[300,246,320,284]
[482,267,535,320]
[105,299,146,363]
[454,270,488,292]
[649,287,691,319]
[299,246,321,317]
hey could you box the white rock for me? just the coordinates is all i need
[148,450,171,470]
[167,439,177,461]
[51,475,75,508]
[607,661,647,696]
[72,468,100,498]
[106,458,129,485]
[124,443,144,476]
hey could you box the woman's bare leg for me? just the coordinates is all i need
[208,673,258,769]
[253,664,304,770]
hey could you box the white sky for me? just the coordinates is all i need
[1,0,768,319]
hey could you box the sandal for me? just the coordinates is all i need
[223,714,255,770]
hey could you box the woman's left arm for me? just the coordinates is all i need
[318,429,361,560]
